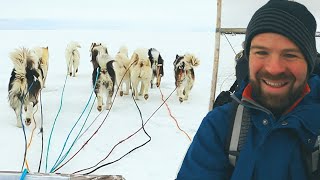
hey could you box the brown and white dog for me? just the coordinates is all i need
[92,51,116,111]
[65,41,81,77]
[90,42,108,70]
[148,48,164,88]
[8,47,43,127]
[130,48,152,100]
[114,45,131,96]
[173,53,200,103]
[32,46,49,87]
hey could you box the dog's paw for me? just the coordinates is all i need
[120,91,124,96]
[97,106,102,112]
[69,72,72,76]
[144,94,149,100]
[179,97,184,103]
[25,118,31,126]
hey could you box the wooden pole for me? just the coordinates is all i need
[208,0,222,110]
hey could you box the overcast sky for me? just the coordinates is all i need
[0,0,318,31]
[0,0,214,31]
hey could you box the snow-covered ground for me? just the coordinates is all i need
[0,30,240,180]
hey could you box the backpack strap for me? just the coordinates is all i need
[227,102,251,166]
[303,137,320,179]
[226,101,320,178]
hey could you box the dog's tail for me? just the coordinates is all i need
[8,47,31,106]
[184,53,200,67]
[10,48,30,78]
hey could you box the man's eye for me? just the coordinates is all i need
[255,51,268,55]
[284,54,297,58]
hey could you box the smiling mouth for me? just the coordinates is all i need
[263,80,288,87]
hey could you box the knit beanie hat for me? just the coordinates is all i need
[244,0,317,74]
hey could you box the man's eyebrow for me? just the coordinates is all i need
[250,45,301,53]
[250,45,268,50]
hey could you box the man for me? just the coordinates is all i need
[177,1,320,179]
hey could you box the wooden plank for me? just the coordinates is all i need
[208,0,222,110]
[0,171,125,180]
[218,27,320,37]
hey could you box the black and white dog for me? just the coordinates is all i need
[92,51,116,111]
[173,53,200,103]
[148,48,164,88]
[8,47,43,127]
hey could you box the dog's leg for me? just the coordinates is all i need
[124,78,130,95]
[24,99,28,112]
[177,82,184,103]
[25,101,34,126]
[184,72,194,101]
[73,57,80,77]
[68,63,72,76]
[184,84,193,101]
[106,89,113,110]
[132,81,139,100]
[117,71,124,96]
[97,91,103,112]
[142,80,150,100]
[150,69,156,88]
[139,80,145,96]
[14,105,23,128]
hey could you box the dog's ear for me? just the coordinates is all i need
[176,54,179,59]
[105,48,108,54]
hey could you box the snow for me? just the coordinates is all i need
[0,30,233,180]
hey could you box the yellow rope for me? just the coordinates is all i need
[24,104,38,172]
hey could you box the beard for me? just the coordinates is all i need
[250,70,307,116]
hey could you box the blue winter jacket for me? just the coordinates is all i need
[177,75,320,180]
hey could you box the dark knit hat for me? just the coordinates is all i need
[244,0,317,73]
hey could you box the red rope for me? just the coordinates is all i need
[159,88,191,141]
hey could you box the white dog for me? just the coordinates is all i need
[173,53,200,102]
[114,45,131,96]
[65,41,81,77]
[8,47,43,127]
[130,48,152,100]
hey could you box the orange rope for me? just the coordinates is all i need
[159,88,191,141]
[25,105,38,172]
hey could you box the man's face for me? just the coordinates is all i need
[249,33,308,115]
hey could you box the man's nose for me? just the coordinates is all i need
[265,55,286,75]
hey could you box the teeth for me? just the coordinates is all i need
[264,80,286,87]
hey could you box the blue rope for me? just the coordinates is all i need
[20,169,28,180]
[45,73,69,172]
[50,67,100,172]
